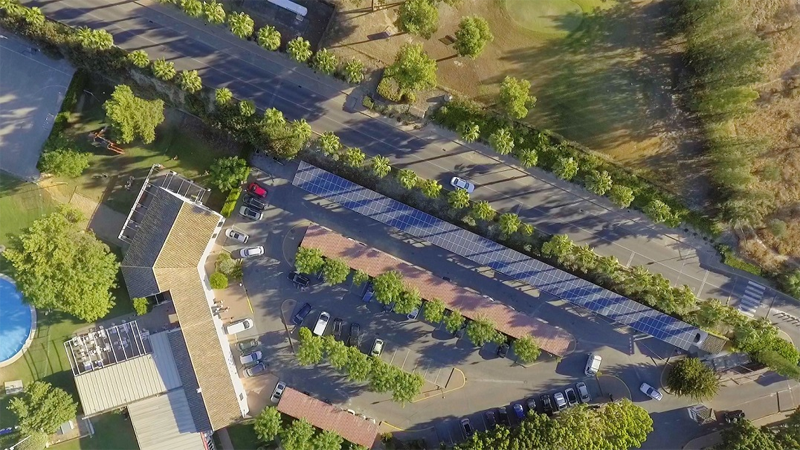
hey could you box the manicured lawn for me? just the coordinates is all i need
[226,422,261,450]
[0,172,58,246]
[52,412,138,450]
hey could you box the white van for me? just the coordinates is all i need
[225,318,254,335]
[585,353,602,376]
[313,312,330,336]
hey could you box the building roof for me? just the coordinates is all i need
[74,332,182,415]
[128,390,206,450]
[302,225,573,356]
[277,387,378,449]
[168,330,212,432]
[120,185,242,431]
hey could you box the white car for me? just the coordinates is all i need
[640,383,663,401]
[226,228,249,243]
[270,381,286,403]
[313,311,330,336]
[450,176,475,193]
[370,338,384,357]
[239,246,264,258]
[225,318,254,335]
[239,206,262,221]
[407,308,419,320]
[239,350,263,365]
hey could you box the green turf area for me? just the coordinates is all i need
[503,0,609,36]
[226,422,261,450]
[51,412,139,450]
[0,173,58,246]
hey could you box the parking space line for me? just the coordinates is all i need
[402,350,410,370]
[388,349,398,365]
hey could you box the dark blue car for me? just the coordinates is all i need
[292,303,312,326]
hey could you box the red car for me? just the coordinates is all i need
[247,182,267,198]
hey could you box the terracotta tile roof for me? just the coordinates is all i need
[277,387,378,449]
[302,225,573,356]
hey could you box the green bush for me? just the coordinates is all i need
[133,297,149,316]
[716,244,762,276]
[209,271,228,289]
[220,189,241,217]
[377,76,403,103]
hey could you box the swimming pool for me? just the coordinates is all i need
[0,275,35,366]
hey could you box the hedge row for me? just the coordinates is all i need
[220,189,241,217]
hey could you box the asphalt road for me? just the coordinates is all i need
[24,0,800,342]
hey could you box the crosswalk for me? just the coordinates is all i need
[736,281,766,317]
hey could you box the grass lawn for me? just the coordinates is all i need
[226,422,262,450]
[52,412,138,450]
[0,172,58,247]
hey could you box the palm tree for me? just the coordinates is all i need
[343,147,366,168]
[459,122,480,143]
[371,156,392,178]
[448,189,470,209]
[203,0,226,24]
[257,26,281,51]
[228,12,254,39]
[318,132,341,158]
[287,37,312,63]
[572,244,597,273]
[342,59,365,84]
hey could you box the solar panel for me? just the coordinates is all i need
[293,163,706,351]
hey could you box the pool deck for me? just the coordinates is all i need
[0,273,37,369]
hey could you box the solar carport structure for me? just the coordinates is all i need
[293,162,708,352]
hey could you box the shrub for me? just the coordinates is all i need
[133,297,149,316]
[377,76,403,103]
[220,189,241,217]
[209,271,228,289]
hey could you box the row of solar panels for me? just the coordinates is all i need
[292,162,707,351]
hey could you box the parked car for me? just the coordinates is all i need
[236,339,259,353]
[224,318,254,335]
[288,271,310,289]
[243,195,267,211]
[239,350,263,365]
[239,206,262,221]
[370,338,384,357]
[407,308,419,320]
[450,176,475,193]
[640,383,663,401]
[723,410,745,424]
[348,323,361,347]
[244,363,266,377]
[239,246,264,258]
[362,283,374,302]
[292,303,312,326]
[526,397,536,413]
[565,388,578,407]
[484,410,497,430]
[496,342,509,358]
[540,394,553,415]
[512,403,525,420]
[576,382,590,403]
[585,353,602,376]
[247,182,268,198]
[226,228,249,243]
[332,318,343,340]
[553,392,567,411]
[460,418,474,438]
[270,381,286,403]
[497,407,510,426]
[313,312,330,336]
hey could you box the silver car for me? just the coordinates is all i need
[576,382,591,403]
[239,246,264,258]
[239,206,262,220]
[271,381,287,403]
[226,228,249,243]
[450,176,475,193]
[640,383,663,401]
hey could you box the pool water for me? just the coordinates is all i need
[0,276,33,363]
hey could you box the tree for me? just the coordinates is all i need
[152,58,176,81]
[21,6,44,27]
[644,200,672,224]
[466,315,499,347]
[444,309,465,334]
[268,119,312,159]
[716,420,780,450]
[553,156,578,181]
[228,12,254,39]
[178,70,202,93]
[209,271,228,289]
[239,99,256,117]
[313,49,338,75]
[75,27,114,50]
[322,258,350,285]
[781,270,800,299]
[133,297,149,316]
[352,270,370,287]
[515,148,538,168]
[343,147,366,168]
[216,253,243,281]
[127,49,150,68]
[392,371,425,404]
[4,208,118,321]
[280,418,316,450]
[263,107,286,130]
[288,37,313,63]
[542,234,575,263]
[471,200,496,221]
[16,432,48,450]
[498,76,534,119]
[775,406,800,449]
[386,43,437,93]
[498,212,521,236]
[513,336,540,364]
[8,381,78,435]
[345,346,373,382]
[257,25,281,51]
[692,299,727,328]
[585,170,613,196]
[215,87,233,106]
[203,0,226,24]
[419,179,442,198]
[609,184,635,208]
[103,85,165,145]
[209,156,249,192]
[369,359,396,393]
[297,328,324,365]
[454,16,493,59]
[254,407,282,443]
[488,128,514,155]
[373,271,404,305]
[312,430,344,450]
[397,168,418,190]
[325,337,350,370]
[423,298,445,323]
[295,247,325,274]
[181,0,202,17]
[667,357,719,401]
[448,188,470,209]
[598,399,653,450]
[343,59,365,84]
[318,132,341,158]
[519,223,534,236]
[39,148,90,178]
[397,0,438,39]
[394,287,421,315]
[371,155,392,178]
[459,122,480,143]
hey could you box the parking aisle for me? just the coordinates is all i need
[382,347,451,388]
